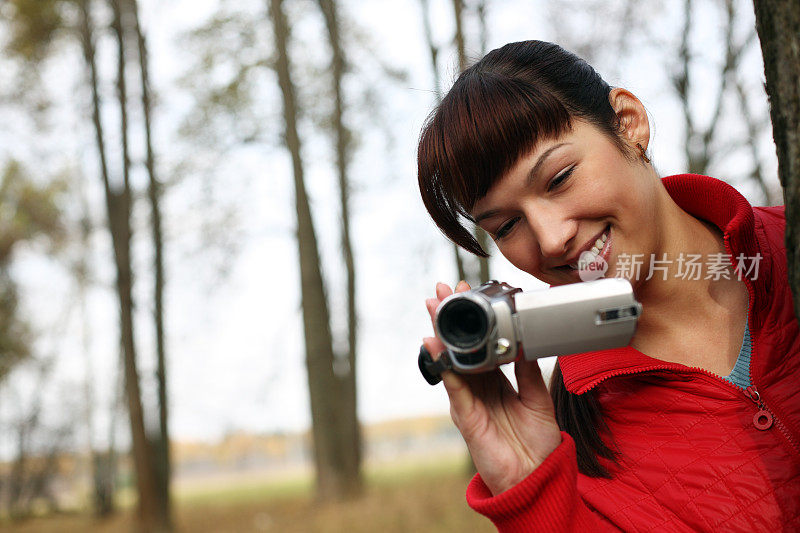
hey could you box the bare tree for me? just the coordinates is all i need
[80,0,165,529]
[419,0,468,283]
[127,0,172,521]
[269,0,359,500]
[662,0,779,204]
[419,0,492,285]
[315,0,363,496]
[752,0,800,318]
[451,0,491,285]
[673,0,744,175]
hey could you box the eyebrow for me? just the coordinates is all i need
[473,142,569,224]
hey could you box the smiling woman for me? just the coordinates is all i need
[417,41,800,531]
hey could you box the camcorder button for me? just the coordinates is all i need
[495,338,511,355]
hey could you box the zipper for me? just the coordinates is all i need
[693,369,800,455]
[727,234,799,452]
[693,236,799,454]
[703,236,800,455]
[743,386,773,430]
[747,387,800,455]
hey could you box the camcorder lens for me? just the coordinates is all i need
[438,299,489,350]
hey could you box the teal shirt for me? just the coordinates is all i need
[722,318,752,389]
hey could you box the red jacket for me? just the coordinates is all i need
[466,175,800,531]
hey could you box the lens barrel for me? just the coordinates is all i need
[437,298,490,350]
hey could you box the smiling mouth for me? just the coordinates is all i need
[555,224,611,271]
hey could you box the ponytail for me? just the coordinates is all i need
[550,360,619,478]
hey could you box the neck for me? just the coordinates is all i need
[632,183,743,336]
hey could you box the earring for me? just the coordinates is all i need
[636,142,650,164]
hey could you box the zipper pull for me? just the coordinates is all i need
[744,386,773,430]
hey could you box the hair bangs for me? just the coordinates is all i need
[418,71,572,256]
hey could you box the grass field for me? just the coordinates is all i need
[2,457,495,532]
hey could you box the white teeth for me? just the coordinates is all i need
[567,228,610,271]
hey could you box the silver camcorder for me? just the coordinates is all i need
[418,277,642,385]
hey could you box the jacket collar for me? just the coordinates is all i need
[558,174,763,394]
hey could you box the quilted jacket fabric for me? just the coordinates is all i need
[465,175,800,531]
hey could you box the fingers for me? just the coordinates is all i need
[454,280,471,293]
[422,334,445,358]
[468,367,513,404]
[425,297,438,322]
[427,280,469,326]
[435,281,454,301]
[514,357,552,408]
[426,282,452,324]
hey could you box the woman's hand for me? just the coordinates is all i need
[424,281,563,496]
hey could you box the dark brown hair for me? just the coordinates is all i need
[550,361,618,477]
[417,40,623,477]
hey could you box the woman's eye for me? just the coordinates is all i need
[495,217,520,239]
[548,166,575,191]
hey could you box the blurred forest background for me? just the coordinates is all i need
[0,0,791,531]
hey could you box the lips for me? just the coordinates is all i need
[558,224,611,270]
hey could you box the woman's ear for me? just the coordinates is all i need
[609,88,650,151]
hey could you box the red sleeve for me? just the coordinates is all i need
[466,432,619,532]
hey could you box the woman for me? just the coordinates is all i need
[417,41,800,531]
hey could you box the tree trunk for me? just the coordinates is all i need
[672,0,767,192]
[316,0,362,497]
[268,0,353,501]
[451,0,490,284]
[674,0,737,176]
[128,0,172,522]
[451,0,467,71]
[81,1,164,529]
[752,0,800,320]
[109,1,164,530]
[419,0,467,283]
[476,0,488,56]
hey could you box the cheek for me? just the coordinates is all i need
[569,175,619,217]
[498,238,542,275]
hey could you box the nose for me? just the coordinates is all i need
[526,207,577,259]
